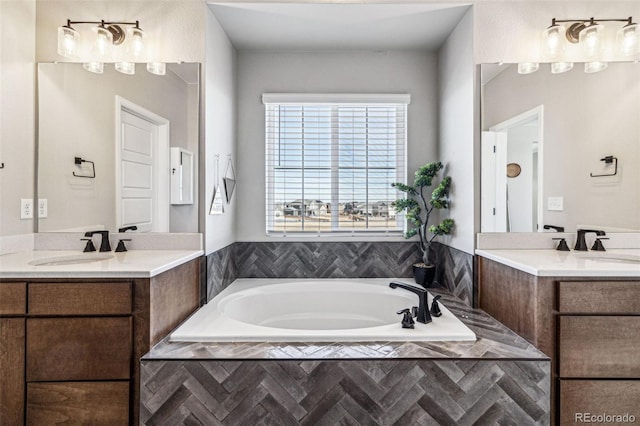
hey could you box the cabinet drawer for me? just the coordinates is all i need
[560,380,640,425]
[558,281,640,313]
[26,317,131,381]
[27,381,129,426]
[28,282,132,315]
[559,316,640,378]
[0,283,26,315]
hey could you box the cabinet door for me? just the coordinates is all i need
[29,282,132,315]
[0,318,25,426]
[0,283,26,314]
[559,316,640,377]
[560,380,640,425]
[27,317,132,381]
[27,381,129,426]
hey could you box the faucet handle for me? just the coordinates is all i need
[430,295,442,317]
[115,239,131,252]
[552,238,570,251]
[591,237,609,252]
[396,308,415,329]
[81,238,96,253]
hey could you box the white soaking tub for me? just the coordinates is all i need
[169,278,476,342]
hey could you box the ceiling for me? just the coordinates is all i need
[207,3,471,52]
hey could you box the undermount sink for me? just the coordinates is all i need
[580,253,640,264]
[28,253,114,266]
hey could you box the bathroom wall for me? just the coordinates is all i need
[0,0,36,237]
[204,7,237,255]
[235,50,438,242]
[437,7,476,256]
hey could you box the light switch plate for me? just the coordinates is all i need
[548,196,563,211]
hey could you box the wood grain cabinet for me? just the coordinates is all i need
[0,256,201,426]
[478,258,640,425]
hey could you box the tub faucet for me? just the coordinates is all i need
[389,281,432,324]
[84,230,111,252]
[574,229,606,251]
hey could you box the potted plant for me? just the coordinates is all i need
[392,161,455,287]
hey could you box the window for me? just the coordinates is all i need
[264,93,409,235]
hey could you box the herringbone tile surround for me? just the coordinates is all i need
[141,291,550,425]
[207,242,474,306]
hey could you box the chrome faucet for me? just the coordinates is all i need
[574,229,606,251]
[389,281,432,324]
[84,230,112,252]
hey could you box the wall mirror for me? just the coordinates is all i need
[481,62,639,233]
[37,62,200,233]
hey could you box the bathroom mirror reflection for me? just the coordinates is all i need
[481,62,640,233]
[37,62,200,233]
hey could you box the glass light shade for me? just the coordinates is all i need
[127,27,145,58]
[91,25,113,60]
[542,24,566,60]
[83,62,104,74]
[551,62,574,74]
[517,62,539,74]
[146,62,166,75]
[584,61,608,73]
[57,25,79,59]
[579,22,604,59]
[617,22,640,57]
[115,62,135,75]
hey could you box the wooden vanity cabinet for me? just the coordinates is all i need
[478,257,640,425]
[0,256,201,426]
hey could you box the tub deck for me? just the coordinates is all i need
[141,289,550,425]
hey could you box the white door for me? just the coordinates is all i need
[481,131,508,232]
[117,101,170,232]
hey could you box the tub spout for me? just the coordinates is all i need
[389,281,432,324]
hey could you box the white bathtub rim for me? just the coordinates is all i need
[169,278,477,343]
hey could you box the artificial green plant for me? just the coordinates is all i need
[392,161,455,266]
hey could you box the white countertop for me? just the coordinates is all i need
[0,249,203,279]
[476,249,640,277]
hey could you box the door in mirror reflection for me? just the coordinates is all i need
[481,106,542,232]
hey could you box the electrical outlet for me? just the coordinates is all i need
[21,198,34,219]
[548,196,564,211]
[38,198,48,218]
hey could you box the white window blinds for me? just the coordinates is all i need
[264,94,409,235]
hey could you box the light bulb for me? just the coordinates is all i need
[83,62,104,74]
[57,25,79,59]
[617,22,640,57]
[542,23,566,60]
[115,62,135,75]
[91,25,113,61]
[517,62,539,74]
[128,26,145,58]
[579,22,604,59]
[551,62,574,74]
[146,62,166,75]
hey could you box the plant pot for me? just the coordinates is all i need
[413,263,436,288]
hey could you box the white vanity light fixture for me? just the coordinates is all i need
[57,19,149,75]
[539,16,638,74]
